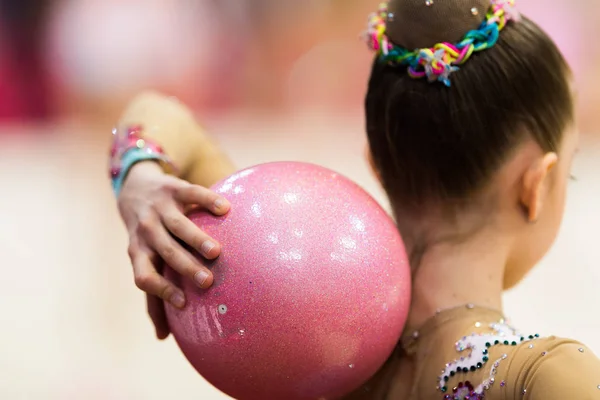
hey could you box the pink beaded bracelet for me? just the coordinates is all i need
[109,125,176,195]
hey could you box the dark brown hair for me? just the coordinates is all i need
[365,17,573,216]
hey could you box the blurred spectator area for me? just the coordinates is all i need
[0,0,597,132]
[0,0,54,120]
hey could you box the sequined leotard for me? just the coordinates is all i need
[345,305,600,399]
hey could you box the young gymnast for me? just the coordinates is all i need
[111,0,600,398]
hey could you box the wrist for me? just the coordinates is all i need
[126,160,164,181]
[109,125,176,196]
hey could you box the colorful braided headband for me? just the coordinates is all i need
[364,0,521,86]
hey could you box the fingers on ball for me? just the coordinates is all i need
[161,209,221,259]
[175,184,230,215]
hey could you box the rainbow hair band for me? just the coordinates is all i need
[364,0,521,86]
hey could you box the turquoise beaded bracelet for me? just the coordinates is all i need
[109,125,175,196]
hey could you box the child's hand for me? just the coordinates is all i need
[117,161,230,338]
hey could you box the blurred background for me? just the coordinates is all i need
[0,0,598,399]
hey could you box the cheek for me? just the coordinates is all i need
[541,172,568,241]
[529,174,569,262]
[504,177,569,289]
[550,165,571,226]
[541,193,565,249]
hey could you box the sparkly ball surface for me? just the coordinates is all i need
[165,162,411,400]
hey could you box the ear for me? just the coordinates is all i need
[365,144,382,183]
[520,152,558,222]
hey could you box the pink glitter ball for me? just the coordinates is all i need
[165,162,411,400]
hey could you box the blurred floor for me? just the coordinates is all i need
[0,115,598,399]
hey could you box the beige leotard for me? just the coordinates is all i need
[346,306,600,399]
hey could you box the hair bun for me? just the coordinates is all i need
[386,0,490,49]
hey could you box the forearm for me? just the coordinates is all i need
[184,135,237,188]
[118,91,236,187]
